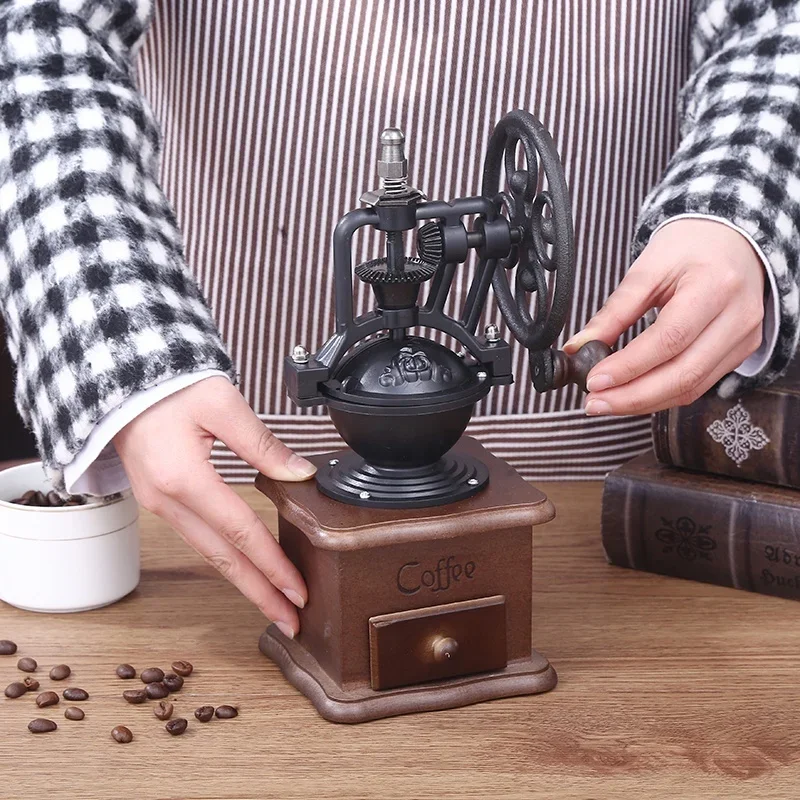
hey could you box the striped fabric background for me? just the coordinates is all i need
[135,0,691,481]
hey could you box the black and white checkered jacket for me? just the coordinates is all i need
[1,0,800,485]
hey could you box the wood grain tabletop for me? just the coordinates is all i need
[2,482,799,800]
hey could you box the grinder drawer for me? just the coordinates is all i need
[368,595,507,690]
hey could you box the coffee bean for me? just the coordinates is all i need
[36,691,59,708]
[33,491,47,507]
[62,688,89,702]
[46,490,62,507]
[28,719,57,734]
[215,705,238,719]
[165,718,188,736]
[17,657,37,672]
[153,701,173,721]
[140,667,164,684]
[145,681,169,700]
[162,673,184,693]
[0,640,17,655]
[49,664,70,681]
[122,689,147,704]
[17,490,37,505]
[171,660,193,677]
[64,707,84,721]
[116,664,136,679]
[5,682,27,699]
[194,705,214,723]
[111,725,133,744]
[23,677,39,692]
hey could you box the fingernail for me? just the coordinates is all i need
[275,621,295,640]
[585,398,612,416]
[586,373,613,392]
[563,335,581,351]
[282,588,305,609]
[288,453,317,478]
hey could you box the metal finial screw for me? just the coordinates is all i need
[378,127,407,195]
[291,345,309,364]
[467,478,479,486]
[359,491,371,500]
[485,323,500,343]
[477,371,487,381]
[328,459,339,466]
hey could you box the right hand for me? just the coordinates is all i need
[114,376,316,639]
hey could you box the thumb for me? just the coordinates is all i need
[563,260,657,354]
[203,384,317,481]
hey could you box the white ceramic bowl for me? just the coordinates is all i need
[0,462,140,613]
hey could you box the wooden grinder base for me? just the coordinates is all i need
[256,437,557,724]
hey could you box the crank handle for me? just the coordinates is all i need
[530,340,613,393]
[552,340,613,392]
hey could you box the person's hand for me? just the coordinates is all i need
[113,376,316,638]
[563,218,765,416]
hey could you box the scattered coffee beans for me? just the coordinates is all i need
[28,719,57,734]
[215,705,238,719]
[49,664,71,681]
[17,657,37,672]
[36,691,59,708]
[63,688,89,702]
[145,681,169,700]
[5,682,27,699]
[162,673,184,693]
[0,640,17,655]
[64,707,85,721]
[171,660,193,677]
[153,701,173,721]
[111,725,133,744]
[115,664,136,679]
[194,706,214,723]
[140,667,164,684]
[165,718,188,736]
[122,689,147,704]
[23,677,40,692]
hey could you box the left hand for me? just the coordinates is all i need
[563,218,765,415]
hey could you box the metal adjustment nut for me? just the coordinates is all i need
[291,345,309,364]
[485,323,501,343]
[378,128,407,179]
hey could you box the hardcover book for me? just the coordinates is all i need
[652,360,800,490]
[602,451,800,600]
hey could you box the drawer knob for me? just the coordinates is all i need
[432,636,459,663]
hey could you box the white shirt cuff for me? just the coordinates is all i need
[653,213,779,378]
[64,370,231,496]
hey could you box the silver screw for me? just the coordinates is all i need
[456,347,467,359]
[477,371,487,381]
[467,478,479,486]
[291,345,309,364]
[359,490,371,500]
[378,128,408,195]
[328,459,339,466]
[485,323,500,343]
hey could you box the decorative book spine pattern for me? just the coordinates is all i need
[652,392,799,490]
[602,457,800,601]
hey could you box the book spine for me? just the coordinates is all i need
[601,466,800,601]
[652,391,799,489]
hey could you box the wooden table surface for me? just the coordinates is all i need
[3,481,800,800]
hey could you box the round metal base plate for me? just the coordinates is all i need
[316,451,489,509]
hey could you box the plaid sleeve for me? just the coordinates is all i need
[634,0,800,397]
[0,0,235,488]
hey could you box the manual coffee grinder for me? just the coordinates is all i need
[256,110,610,723]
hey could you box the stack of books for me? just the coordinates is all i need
[601,360,800,600]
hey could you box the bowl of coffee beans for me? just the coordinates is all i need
[0,462,139,613]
